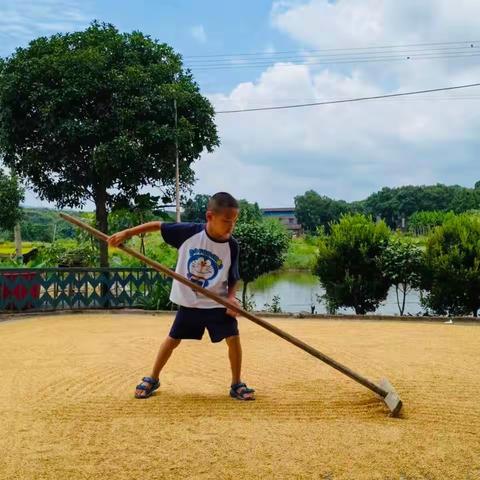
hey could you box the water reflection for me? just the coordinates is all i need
[243,270,422,315]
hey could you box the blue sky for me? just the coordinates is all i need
[0,0,295,94]
[2,0,480,209]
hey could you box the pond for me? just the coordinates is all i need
[245,270,423,315]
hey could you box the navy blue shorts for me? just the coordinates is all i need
[169,307,239,343]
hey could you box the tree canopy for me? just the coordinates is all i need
[294,190,351,233]
[0,22,219,265]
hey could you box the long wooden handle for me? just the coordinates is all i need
[59,213,388,398]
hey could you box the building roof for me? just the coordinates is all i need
[261,208,295,212]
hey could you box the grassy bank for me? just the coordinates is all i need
[282,236,317,270]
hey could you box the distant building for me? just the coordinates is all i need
[261,208,303,235]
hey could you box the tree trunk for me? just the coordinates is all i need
[400,284,407,316]
[395,284,407,316]
[94,188,109,268]
[139,212,146,255]
[242,282,249,309]
[94,187,110,307]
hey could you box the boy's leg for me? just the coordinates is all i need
[151,336,181,378]
[225,335,254,400]
[135,336,181,398]
[225,335,242,385]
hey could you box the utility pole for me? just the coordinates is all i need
[9,167,23,264]
[14,222,22,264]
[174,99,181,222]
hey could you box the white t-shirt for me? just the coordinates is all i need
[160,223,240,309]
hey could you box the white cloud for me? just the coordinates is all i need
[189,1,480,205]
[190,24,207,44]
[271,0,480,49]
[194,148,315,207]
[201,62,480,204]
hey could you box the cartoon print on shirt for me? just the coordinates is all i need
[187,248,223,288]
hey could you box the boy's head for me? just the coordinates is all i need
[206,192,239,241]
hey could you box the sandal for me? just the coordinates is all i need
[230,382,255,401]
[135,376,160,399]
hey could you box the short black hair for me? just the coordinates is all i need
[207,192,239,212]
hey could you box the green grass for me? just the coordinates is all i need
[281,232,430,271]
[0,242,43,256]
[391,231,428,249]
[109,234,178,268]
[283,236,317,270]
[0,234,177,268]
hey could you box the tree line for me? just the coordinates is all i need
[315,212,480,317]
[295,184,480,233]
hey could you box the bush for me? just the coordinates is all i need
[135,280,172,311]
[36,242,97,267]
[264,295,282,313]
[235,219,289,309]
[380,239,423,315]
[421,214,480,316]
[314,214,391,314]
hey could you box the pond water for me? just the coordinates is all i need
[245,270,423,315]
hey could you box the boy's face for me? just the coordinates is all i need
[206,207,239,240]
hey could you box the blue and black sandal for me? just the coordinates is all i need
[230,382,255,401]
[135,376,160,399]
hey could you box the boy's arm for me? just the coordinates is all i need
[226,282,240,317]
[226,238,241,317]
[227,282,237,301]
[108,221,162,247]
[128,221,162,237]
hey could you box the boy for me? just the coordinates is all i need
[108,192,255,401]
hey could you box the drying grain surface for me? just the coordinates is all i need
[0,313,479,480]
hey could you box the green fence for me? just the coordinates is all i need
[0,268,171,312]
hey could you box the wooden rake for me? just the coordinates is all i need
[60,213,403,417]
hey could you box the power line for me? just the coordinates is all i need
[214,95,480,107]
[190,51,480,71]
[215,82,480,114]
[187,45,478,66]
[184,40,479,59]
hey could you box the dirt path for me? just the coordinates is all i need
[1,313,479,479]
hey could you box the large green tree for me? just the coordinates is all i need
[0,169,24,231]
[0,22,219,266]
[294,190,351,233]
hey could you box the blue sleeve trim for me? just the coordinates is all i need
[160,223,204,249]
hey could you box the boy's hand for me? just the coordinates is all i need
[226,296,240,318]
[108,229,131,247]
